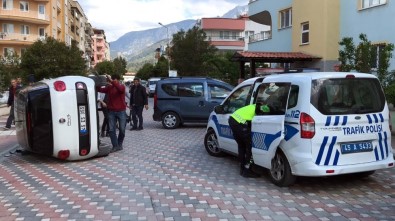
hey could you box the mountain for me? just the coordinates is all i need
[110,19,196,59]
[110,5,247,71]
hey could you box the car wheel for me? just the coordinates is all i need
[204,129,224,157]
[269,151,296,187]
[161,112,180,129]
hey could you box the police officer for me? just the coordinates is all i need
[228,104,270,178]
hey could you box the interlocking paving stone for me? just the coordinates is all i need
[1,107,395,220]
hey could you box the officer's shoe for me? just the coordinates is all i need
[241,168,261,178]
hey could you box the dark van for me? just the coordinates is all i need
[153,77,234,129]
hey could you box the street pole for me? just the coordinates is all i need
[158,22,171,76]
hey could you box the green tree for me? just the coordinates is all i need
[339,34,394,85]
[169,27,217,76]
[113,56,128,75]
[20,37,86,81]
[355,34,372,73]
[0,53,24,91]
[135,63,154,80]
[338,37,355,72]
[94,60,115,75]
[153,56,170,78]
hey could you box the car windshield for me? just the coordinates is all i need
[311,78,385,115]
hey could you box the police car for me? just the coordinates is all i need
[204,72,394,187]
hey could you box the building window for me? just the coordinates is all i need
[20,1,29,11]
[3,47,14,57]
[21,25,29,35]
[2,0,13,10]
[39,27,45,37]
[280,8,292,29]
[220,31,231,40]
[371,44,386,69]
[38,4,45,15]
[301,22,309,44]
[362,0,387,9]
[2,23,14,33]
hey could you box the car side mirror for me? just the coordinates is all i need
[214,105,225,114]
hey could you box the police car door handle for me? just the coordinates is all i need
[285,121,298,125]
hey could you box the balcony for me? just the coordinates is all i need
[206,36,244,42]
[0,9,50,25]
[0,33,44,45]
[249,31,271,43]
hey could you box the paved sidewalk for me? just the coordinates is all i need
[0,114,18,157]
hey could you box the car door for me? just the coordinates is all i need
[251,82,291,169]
[207,83,233,114]
[178,82,206,121]
[215,85,252,154]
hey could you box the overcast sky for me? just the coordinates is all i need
[79,0,249,42]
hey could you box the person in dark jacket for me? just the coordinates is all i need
[97,74,127,152]
[129,77,148,130]
[3,79,21,130]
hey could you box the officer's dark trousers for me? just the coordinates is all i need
[228,117,252,169]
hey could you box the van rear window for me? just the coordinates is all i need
[311,78,385,115]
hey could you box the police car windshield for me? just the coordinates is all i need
[311,78,385,115]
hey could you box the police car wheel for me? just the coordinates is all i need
[204,129,224,157]
[269,151,296,187]
[162,112,180,129]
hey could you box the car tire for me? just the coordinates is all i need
[269,150,296,187]
[204,129,224,157]
[161,111,180,129]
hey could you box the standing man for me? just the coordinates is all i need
[97,74,127,152]
[129,77,148,131]
[16,77,23,87]
[228,104,270,178]
[3,79,21,130]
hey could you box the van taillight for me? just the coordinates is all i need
[300,112,315,139]
[153,93,158,108]
[58,150,70,160]
[54,81,66,91]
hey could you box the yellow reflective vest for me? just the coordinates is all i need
[230,104,256,124]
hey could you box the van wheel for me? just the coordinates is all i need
[204,129,224,157]
[269,151,296,187]
[162,112,180,129]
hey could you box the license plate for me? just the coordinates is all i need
[79,106,87,133]
[340,141,373,154]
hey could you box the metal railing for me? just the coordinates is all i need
[206,36,244,41]
[0,33,44,42]
[249,31,271,43]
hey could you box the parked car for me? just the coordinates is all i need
[204,72,394,187]
[0,91,9,104]
[148,77,164,97]
[153,77,234,129]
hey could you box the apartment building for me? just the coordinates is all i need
[0,0,107,69]
[197,16,270,51]
[340,0,395,71]
[247,0,395,73]
[92,28,110,67]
